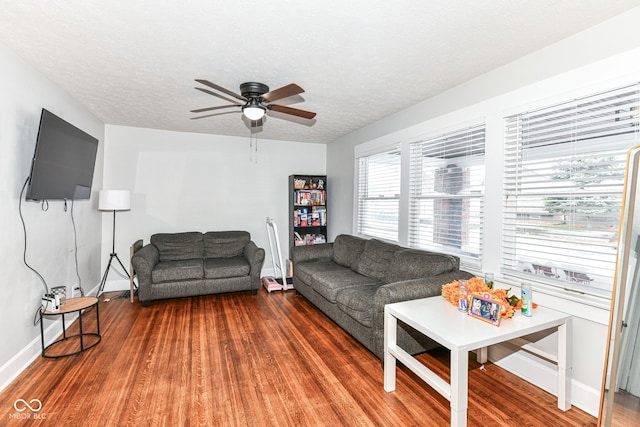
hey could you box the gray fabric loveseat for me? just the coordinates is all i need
[291,234,473,359]
[131,231,265,306]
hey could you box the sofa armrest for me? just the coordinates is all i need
[244,241,266,289]
[130,244,160,303]
[372,270,474,329]
[290,242,334,264]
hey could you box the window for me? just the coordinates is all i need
[356,147,401,241]
[408,124,485,266]
[503,84,640,295]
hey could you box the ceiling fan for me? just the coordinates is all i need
[191,79,317,125]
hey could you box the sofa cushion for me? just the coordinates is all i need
[352,239,399,280]
[332,234,367,268]
[152,259,203,283]
[203,231,250,258]
[294,260,345,289]
[336,285,380,327]
[151,232,203,262]
[204,256,250,279]
[296,260,382,302]
[384,249,459,283]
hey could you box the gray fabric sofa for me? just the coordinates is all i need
[291,234,473,359]
[131,231,265,306]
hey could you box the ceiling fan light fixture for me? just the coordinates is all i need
[242,99,266,120]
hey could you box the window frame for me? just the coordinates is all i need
[502,83,640,297]
[407,124,486,269]
[354,145,402,242]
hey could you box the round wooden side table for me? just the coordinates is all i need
[39,296,101,358]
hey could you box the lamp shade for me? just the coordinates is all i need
[98,190,131,211]
[242,98,266,121]
[243,106,265,121]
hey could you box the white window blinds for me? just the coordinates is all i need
[408,124,485,265]
[356,147,401,241]
[503,83,640,295]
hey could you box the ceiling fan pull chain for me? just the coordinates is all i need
[249,132,258,164]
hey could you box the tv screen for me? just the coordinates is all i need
[26,109,99,201]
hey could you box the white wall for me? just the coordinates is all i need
[0,42,104,390]
[327,7,640,416]
[100,125,326,290]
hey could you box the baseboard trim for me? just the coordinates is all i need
[101,278,130,293]
[0,314,75,392]
[489,342,600,417]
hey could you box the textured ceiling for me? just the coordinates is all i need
[1,1,640,144]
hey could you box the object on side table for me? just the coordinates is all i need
[50,285,67,302]
[441,277,537,319]
[458,280,468,312]
[521,282,533,317]
[468,292,503,326]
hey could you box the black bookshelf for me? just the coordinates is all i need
[289,174,327,254]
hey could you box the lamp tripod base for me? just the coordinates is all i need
[98,252,130,297]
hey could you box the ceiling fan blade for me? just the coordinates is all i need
[261,83,304,103]
[190,104,241,114]
[195,87,244,105]
[190,111,241,120]
[195,79,247,102]
[268,104,316,120]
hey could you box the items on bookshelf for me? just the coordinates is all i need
[293,206,327,227]
[294,232,327,246]
[289,175,328,253]
[293,177,325,190]
[294,190,326,206]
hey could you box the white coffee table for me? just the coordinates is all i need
[384,296,572,427]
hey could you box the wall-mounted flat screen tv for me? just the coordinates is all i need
[26,108,99,201]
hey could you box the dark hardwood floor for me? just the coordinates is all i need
[1,288,597,426]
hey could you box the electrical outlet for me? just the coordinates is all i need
[73,287,82,298]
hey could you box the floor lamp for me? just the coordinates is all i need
[98,190,131,296]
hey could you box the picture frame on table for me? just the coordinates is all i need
[468,292,502,326]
